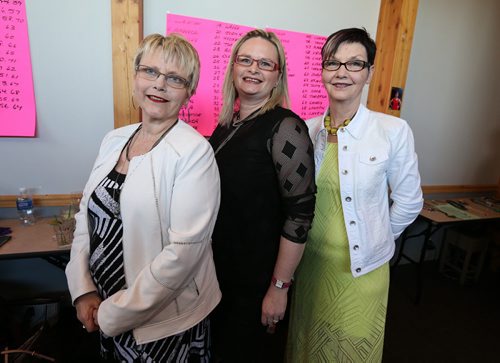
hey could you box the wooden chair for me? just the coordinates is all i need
[0,295,64,362]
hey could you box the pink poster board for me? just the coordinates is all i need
[167,14,328,136]
[267,28,328,120]
[0,0,36,137]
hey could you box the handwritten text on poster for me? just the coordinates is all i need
[167,14,328,136]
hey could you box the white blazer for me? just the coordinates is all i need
[66,120,221,344]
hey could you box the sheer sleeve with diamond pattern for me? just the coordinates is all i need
[268,116,316,243]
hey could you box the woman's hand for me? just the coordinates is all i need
[261,237,305,330]
[261,286,288,329]
[75,292,102,332]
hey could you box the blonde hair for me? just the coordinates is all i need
[133,33,200,97]
[218,29,290,126]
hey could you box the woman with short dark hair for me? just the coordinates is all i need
[287,28,423,362]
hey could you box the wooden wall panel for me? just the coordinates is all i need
[367,0,419,117]
[111,0,143,128]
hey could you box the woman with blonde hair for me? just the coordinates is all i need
[66,33,221,362]
[209,29,316,362]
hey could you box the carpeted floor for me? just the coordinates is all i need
[2,261,499,362]
[384,262,500,363]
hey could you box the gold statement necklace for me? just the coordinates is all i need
[324,115,352,136]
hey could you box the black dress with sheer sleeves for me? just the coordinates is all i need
[209,106,316,363]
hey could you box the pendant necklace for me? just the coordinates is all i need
[126,119,179,162]
[110,169,125,218]
[214,108,262,156]
[110,120,178,218]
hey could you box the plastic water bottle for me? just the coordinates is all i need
[16,187,35,225]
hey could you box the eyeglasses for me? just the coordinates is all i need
[234,55,280,72]
[322,59,370,72]
[135,65,190,89]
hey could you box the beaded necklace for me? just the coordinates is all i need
[324,115,352,136]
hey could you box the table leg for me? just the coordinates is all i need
[415,222,435,304]
[392,229,409,267]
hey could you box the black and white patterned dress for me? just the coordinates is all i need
[88,168,211,362]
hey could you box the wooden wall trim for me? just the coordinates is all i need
[0,186,496,208]
[0,193,82,208]
[367,0,419,117]
[111,0,143,128]
[421,185,496,195]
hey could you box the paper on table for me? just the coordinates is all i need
[434,204,479,220]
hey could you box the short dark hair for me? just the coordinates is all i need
[321,27,377,65]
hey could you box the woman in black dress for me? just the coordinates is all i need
[209,29,316,362]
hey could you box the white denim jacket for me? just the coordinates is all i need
[307,104,423,277]
[66,120,221,343]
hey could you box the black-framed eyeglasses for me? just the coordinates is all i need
[234,55,280,72]
[135,65,190,89]
[322,59,370,72]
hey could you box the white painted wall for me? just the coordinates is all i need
[0,0,114,195]
[0,0,379,195]
[1,0,498,195]
[402,0,500,185]
[144,0,380,37]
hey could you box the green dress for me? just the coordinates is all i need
[287,143,389,363]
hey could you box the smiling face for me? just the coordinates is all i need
[322,41,374,107]
[133,49,189,124]
[232,37,280,106]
